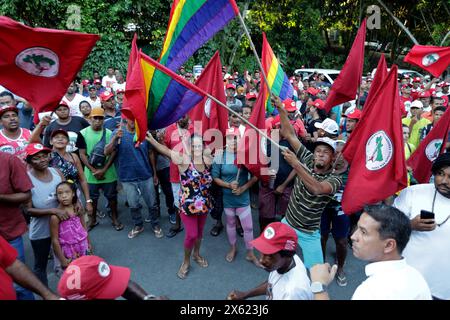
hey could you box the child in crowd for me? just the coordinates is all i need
[50,181,91,273]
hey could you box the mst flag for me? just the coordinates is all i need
[342,65,407,214]
[404,45,450,77]
[0,16,99,115]
[323,19,366,112]
[189,51,228,148]
[407,107,450,183]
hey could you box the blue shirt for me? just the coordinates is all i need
[111,127,153,182]
[211,151,250,208]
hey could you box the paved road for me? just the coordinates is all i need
[23,189,367,300]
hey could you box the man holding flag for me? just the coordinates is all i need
[272,95,343,270]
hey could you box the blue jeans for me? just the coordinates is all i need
[122,178,160,228]
[8,236,35,300]
[281,218,324,269]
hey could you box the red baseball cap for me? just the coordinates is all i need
[58,256,131,300]
[246,92,257,100]
[100,91,115,102]
[419,91,431,98]
[116,88,125,94]
[50,128,69,139]
[412,77,421,82]
[226,83,236,90]
[282,98,297,112]
[93,79,101,84]
[0,105,19,117]
[306,87,319,96]
[56,100,70,109]
[401,84,412,89]
[346,108,362,120]
[82,79,90,86]
[250,222,298,255]
[25,143,51,158]
[312,99,325,110]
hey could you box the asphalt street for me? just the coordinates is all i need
[23,188,367,300]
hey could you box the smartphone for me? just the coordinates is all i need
[420,210,435,224]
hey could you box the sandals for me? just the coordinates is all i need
[112,222,124,231]
[210,224,223,237]
[193,255,209,268]
[153,227,164,239]
[128,226,144,239]
[177,264,189,280]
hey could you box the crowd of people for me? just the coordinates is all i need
[1,65,449,301]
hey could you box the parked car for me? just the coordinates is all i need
[293,68,341,85]
[371,68,423,79]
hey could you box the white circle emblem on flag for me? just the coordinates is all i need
[15,47,60,77]
[264,227,275,239]
[365,130,393,171]
[260,136,267,156]
[422,53,440,67]
[425,139,443,161]
[204,98,211,119]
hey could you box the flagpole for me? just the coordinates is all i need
[236,11,273,99]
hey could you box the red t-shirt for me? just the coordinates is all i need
[0,128,32,161]
[164,123,194,183]
[0,152,33,241]
[0,235,18,300]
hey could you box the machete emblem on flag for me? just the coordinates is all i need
[422,53,440,67]
[425,139,443,161]
[365,130,393,171]
[15,47,59,77]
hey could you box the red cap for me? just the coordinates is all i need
[401,84,412,90]
[412,77,421,82]
[250,222,298,254]
[82,79,90,86]
[419,90,431,98]
[116,88,125,94]
[441,82,450,87]
[58,256,131,300]
[312,99,325,110]
[25,143,51,158]
[271,115,281,128]
[306,87,319,96]
[226,83,236,90]
[225,127,240,137]
[347,108,362,120]
[56,100,70,109]
[282,98,297,112]
[246,92,257,100]
[100,91,115,102]
[93,79,101,84]
[0,105,19,117]
[366,77,373,82]
[50,128,69,139]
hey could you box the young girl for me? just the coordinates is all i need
[50,181,91,271]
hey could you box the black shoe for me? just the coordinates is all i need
[210,223,223,237]
[166,226,184,238]
[237,226,244,237]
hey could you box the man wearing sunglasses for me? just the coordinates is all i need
[393,153,450,300]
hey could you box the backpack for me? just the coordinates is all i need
[89,129,107,169]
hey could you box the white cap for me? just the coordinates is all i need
[410,100,423,109]
[314,137,337,152]
[314,118,339,135]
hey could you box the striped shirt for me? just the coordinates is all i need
[285,144,342,233]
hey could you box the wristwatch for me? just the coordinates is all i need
[86,199,93,203]
[311,282,327,294]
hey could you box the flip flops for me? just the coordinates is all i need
[112,222,124,231]
[193,255,209,268]
[177,264,189,280]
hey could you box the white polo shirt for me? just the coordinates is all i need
[352,259,431,300]
[266,255,313,300]
[394,183,450,299]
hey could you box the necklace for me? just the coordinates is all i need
[431,189,450,227]
[267,258,296,298]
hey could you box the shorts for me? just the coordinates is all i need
[258,184,292,218]
[320,205,350,239]
[88,181,118,201]
[171,182,181,208]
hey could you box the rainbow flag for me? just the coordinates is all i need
[261,32,294,113]
[159,0,239,71]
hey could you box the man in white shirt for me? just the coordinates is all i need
[86,85,101,108]
[310,204,431,300]
[102,67,117,91]
[61,82,85,117]
[393,153,450,300]
[227,222,313,300]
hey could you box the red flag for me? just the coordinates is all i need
[404,45,450,77]
[237,85,269,182]
[0,16,99,117]
[341,65,407,214]
[323,19,366,112]
[189,51,228,149]
[122,34,147,142]
[407,108,450,183]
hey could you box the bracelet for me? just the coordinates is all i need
[143,294,156,300]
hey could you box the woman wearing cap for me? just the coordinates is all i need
[23,143,67,286]
[211,127,261,267]
[49,128,93,216]
[146,132,213,280]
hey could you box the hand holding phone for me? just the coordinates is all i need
[420,210,435,224]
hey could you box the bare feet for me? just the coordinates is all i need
[246,252,263,268]
[225,246,237,263]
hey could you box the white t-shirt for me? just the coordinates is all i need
[87,96,101,108]
[62,94,85,117]
[352,259,431,300]
[112,82,126,93]
[102,75,117,90]
[266,255,313,300]
[394,183,450,299]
